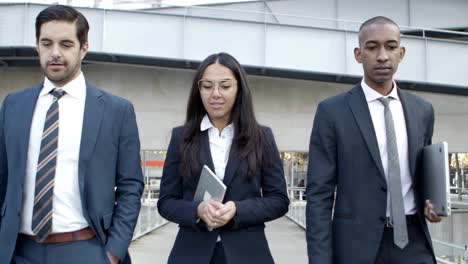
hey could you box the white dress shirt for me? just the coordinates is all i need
[200,115,234,241]
[361,79,416,216]
[200,115,234,181]
[20,72,88,234]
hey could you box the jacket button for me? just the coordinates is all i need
[379,216,385,222]
[381,186,387,192]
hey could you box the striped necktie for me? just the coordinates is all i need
[32,87,66,242]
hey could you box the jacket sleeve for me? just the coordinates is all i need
[157,128,203,229]
[104,102,144,260]
[424,104,435,146]
[230,127,290,229]
[0,95,9,213]
[306,102,337,264]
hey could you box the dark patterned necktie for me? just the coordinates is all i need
[378,97,408,249]
[32,88,66,242]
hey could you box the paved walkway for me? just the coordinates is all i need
[129,216,308,264]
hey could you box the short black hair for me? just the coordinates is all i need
[358,16,400,45]
[35,5,89,47]
[359,16,399,32]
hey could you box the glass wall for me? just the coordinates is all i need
[140,150,467,201]
[140,150,310,201]
[141,150,167,202]
[280,151,308,201]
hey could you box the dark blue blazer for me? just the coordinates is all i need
[0,83,144,262]
[306,84,436,264]
[157,126,289,264]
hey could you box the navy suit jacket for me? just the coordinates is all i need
[306,84,436,264]
[157,126,289,264]
[0,83,144,262]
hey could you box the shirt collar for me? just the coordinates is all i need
[361,78,400,103]
[40,71,86,100]
[200,115,213,131]
[200,114,234,133]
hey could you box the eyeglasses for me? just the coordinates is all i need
[198,79,237,95]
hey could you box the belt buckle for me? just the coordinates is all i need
[385,217,393,228]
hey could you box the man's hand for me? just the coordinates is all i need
[424,200,442,223]
[106,251,119,264]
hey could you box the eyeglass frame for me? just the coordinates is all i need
[197,78,238,95]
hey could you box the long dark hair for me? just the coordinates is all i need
[180,52,267,179]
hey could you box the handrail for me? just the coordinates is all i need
[132,201,168,240]
[178,4,468,37]
[288,187,306,201]
[107,1,468,38]
[3,2,468,39]
[433,239,466,251]
[286,201,468,263]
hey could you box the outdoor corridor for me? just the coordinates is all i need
[129,216,308,264]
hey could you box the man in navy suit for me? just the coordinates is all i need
[306,16,441,263]
[0,5,143,264]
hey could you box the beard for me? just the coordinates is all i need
[43,62,80,86]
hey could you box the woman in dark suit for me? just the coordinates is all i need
[157,52,289,264]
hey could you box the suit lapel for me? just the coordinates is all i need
[398,89,418,179]
[348,85,385,180]
[200,129,239,189]
[200,131,215,172]
[222,143,240,189]
[18,84,43,185]
[78,83,105,201]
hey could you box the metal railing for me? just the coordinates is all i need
[286,187,306,229]
[285,188,468,264]
[132,201,168,240]
[433,239,468,264]
[287,187,307,202]
[146,4,468,40]
[2,3,468,88]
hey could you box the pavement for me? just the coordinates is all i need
[129,216,308,264]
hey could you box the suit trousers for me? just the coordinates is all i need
[375,223,435,264]
[209,241,227,264]
[12,235,109,264]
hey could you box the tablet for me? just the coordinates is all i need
[193,165,226,204]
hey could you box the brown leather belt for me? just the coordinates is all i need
[385,214,419,227]
[21,227,95,243]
